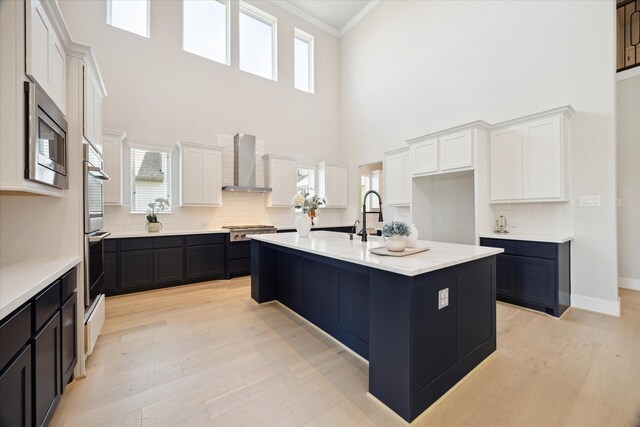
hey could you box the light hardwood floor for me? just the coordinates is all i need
[51,279,640,427]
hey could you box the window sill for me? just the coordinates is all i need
[616,66,640,81]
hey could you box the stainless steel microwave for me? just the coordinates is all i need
[25,81,69,189]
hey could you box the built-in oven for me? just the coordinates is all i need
[83,142,110,313]
[25,81,69,189]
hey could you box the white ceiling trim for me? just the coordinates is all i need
[339,0,380,37]
[271,1,340,37]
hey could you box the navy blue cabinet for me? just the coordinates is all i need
[0,345,32,427]
[120,249,154,289]
[154,248,184,284]
[33,311,62,427]
[103,251,117,292]
[186,245,225,279]
[227,241,251,277]
[480,238,570,317]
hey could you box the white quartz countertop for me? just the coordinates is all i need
[479,232,574,244]
[251,231,503,277]
[0,256,81,320]
[106,229,229,239]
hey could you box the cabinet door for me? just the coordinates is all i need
[439,130,473,171]
[181,148,203,205]
[154,248,184,285]
[102,135,123,205]
[50,36,66,114]
[83,67,95,144]
[521,117,563,200]
[92,91,103,152]
[120,250,154,289]
[34,311,61,427]
[385,152,408,206]
[202,150,222,206]
[103,251,118,293]
[60,294,77,389]
[496,254,516,298]
[490,126,522,201]
[185,246,208,279]
[269,158,297,207]
[325,165,348,207]
[27,0,50,91]
[411,138,438,175]
[205,245,225,276]
[0,345,32,427]
[515,257,555,306]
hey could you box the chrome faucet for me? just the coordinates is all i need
[362,190,383,242]
[350,220,361,240]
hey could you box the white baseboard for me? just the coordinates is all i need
[571,294,620,317]
[619,277,640,291]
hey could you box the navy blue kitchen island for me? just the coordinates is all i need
[251,232,503,422]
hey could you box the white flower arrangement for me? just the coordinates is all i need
[292,189,325,225]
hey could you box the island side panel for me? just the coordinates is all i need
[369,270,413,421]
[410,256,497,420]
[250,240,279,303]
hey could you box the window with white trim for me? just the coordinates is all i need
[107,0,150,38]
[239,2,277,80]
[297,167,316,196]
[294,28,314,93]
[130,147,172,213]
[183,0,229,65]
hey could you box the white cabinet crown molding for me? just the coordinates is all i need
[102,128,127,141]
[262,153,298,162]
[406,120,491,145]
[383,146,409,156]
[491,105,574,130]
[177,140,224,151]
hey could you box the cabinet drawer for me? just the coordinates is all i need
[154,236,183,249]
[228,258,251,276]
[60,269,76,305]
[515,241,556,260]
[228,243,250,260]
[480,238,515,255]
[34,281,61,332]
[120,238,153,251]
[104,239,117,253]
[186,234,226,246]
[0,303,32,369]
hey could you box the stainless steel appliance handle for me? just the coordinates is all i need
[88,165,111,180]
[89,232,111,243]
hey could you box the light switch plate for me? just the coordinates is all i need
[438,288,449,309]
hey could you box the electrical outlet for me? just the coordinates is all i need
[579,195,601,207]
[438,288,449,309]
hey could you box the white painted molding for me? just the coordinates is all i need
[102,128,127,141]
[339,0,381,37]
[270,1,340,37]
[382,146,410,156]
[571,294,620,317]
[619,277,640,291]
[406,120,492,145]
[491,105,575,129]
[176,140,225,151]
[262,153,298,162]
[616,67,640,81]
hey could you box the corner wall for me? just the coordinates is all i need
[340,0,619,314]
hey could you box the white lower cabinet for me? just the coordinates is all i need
[178,141,223,207]
[384,148,411,206]
[102,129,126,205]
[490,107,572,203]
[317,162,348,208]
[263,154,298,207]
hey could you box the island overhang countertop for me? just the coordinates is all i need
[250,231,503,277]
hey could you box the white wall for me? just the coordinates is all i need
[59,0,349,231]
[340,1,619,313]
[616,75,640,291]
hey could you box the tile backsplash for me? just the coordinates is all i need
[488,201,574,235]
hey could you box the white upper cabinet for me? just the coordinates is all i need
[178,141,223,207]
[490,126,522,201]
[408,125,484,177]
[410,138,438,175]
[384,148,411,206]
[489,107,572,203]
[83,64,104,150]
[318,162,348,208]
[263,154,298,207]
[439,130,473,171]
[26,0,66,114]
[102,129,126,205]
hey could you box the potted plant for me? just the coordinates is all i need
[146,197,169,232]
[381,221,411,252]
[292,190,325,237]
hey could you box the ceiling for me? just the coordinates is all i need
[274,0,376,36]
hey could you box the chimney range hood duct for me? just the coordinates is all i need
[222,133,272,193]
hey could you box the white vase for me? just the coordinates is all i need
[385,235,407,252]
[406,224,419,248]
[295,214,312,237]
[146,222,162,233]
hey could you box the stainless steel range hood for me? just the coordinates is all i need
[222,133,272,193]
